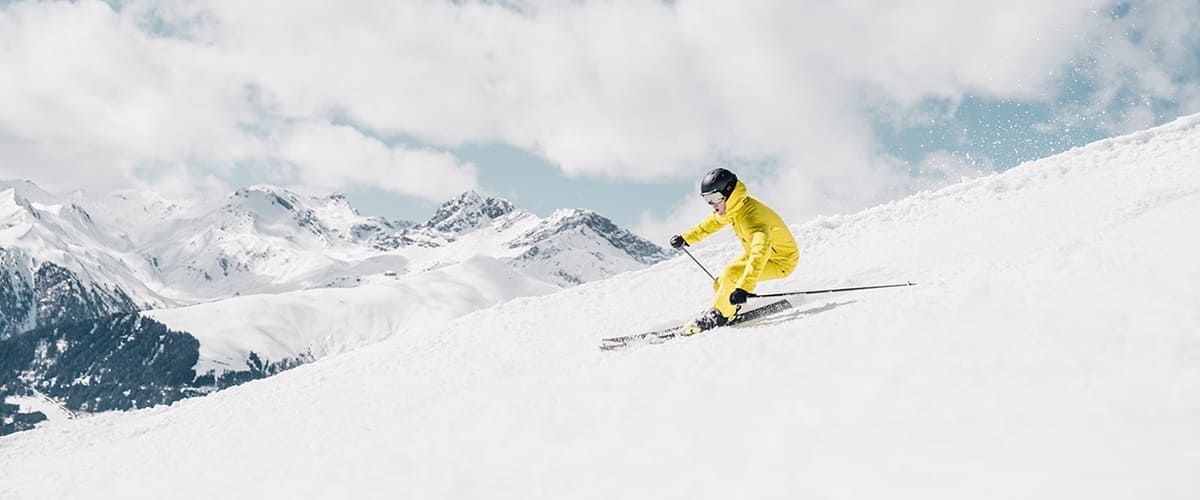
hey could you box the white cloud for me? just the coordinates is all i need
[2,0,1196,224]
[125,164,233,211]
[276,122,478,203]
[0,0,261,190]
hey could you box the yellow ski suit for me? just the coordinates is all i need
[681,180,799,319]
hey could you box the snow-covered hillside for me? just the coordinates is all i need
[3,114,1199,499]
[2,182,667,381]
[145,256,556,375]
[135,189,668,373]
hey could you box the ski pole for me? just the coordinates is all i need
[679,246,717,282]
[749,281,916,298]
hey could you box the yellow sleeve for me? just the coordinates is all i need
[681,214,726,245]
[736,230,772,290]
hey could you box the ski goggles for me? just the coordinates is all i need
[702,191,726,205]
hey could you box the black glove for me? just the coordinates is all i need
[729,288,750,305]
[669,234,687,249]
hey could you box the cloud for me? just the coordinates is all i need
[2,0,1196,227]
[276,122,478,203]
[177,0,1136,183]
[0,0,261,190]
[124,164,234,211]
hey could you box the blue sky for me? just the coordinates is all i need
[2,0,1198,239]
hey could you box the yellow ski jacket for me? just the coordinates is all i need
[681,180,799,291]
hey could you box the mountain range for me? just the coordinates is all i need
[0,182,669,434]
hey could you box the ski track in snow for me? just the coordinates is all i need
[3,116,1200,499]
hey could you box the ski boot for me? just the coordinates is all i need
[682,307,735,336]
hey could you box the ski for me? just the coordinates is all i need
[599,299,793,351]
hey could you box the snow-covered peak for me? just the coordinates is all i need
[418,190,517,234]
[2,181,105,235]
[222,185,334,241]
[83,189,193,246]
[0,179,57,207]
[220,185,402,246]
[1,180,104,249]
[511,208,670,266]
[0,185,35,229]
[226,184,321,217]
[102,189,186,222]
[2,181,76,222]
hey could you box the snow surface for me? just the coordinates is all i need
[145,256,558,374]
[2,115,1200,499]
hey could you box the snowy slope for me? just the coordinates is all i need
[83,188,195,247]
[3,114,1200,499]
[145,256,557,375]
[135,190,665,373]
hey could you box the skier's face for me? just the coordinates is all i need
[703,193,727,215]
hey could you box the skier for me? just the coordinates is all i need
[670,168,799,335]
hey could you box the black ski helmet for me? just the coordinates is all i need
[700,168,738,199]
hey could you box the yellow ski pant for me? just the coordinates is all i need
[713,252,797,319]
